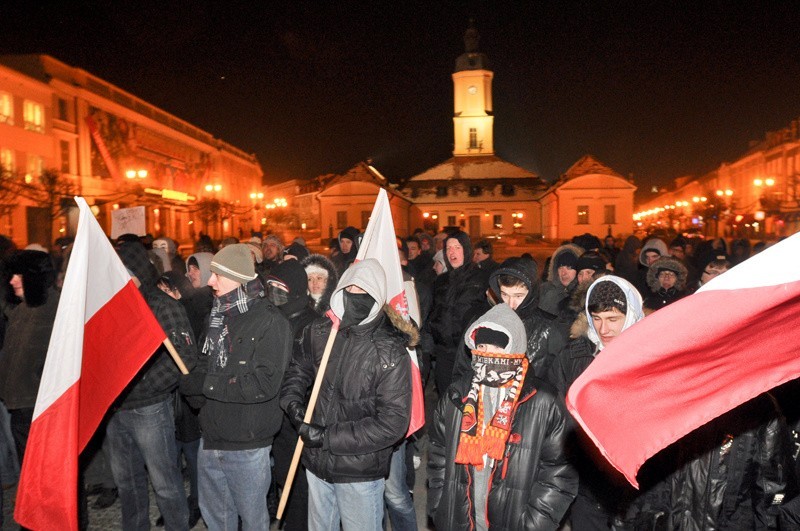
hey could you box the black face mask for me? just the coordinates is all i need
[339,290,375,329]
[267,284,290,307]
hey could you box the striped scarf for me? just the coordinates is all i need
[203,278,264,368]
[454,350,528,469]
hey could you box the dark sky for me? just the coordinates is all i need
[3,2,800,200]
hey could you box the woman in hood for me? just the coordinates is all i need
[301,253,339,314]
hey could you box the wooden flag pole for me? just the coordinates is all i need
[163,337,189,375]
[276,324,340,520]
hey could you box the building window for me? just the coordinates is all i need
[436,185,448,197]
[27,154,43,180]
[0,148,14,172]
[493,214,502,229]
[577,205,589,225]
[23,100,44,133]
[57,97,69,122]
[469,128,478,149]
[468,185,482,197]
[361,210,370,230]
[0,93,12,125]
[336,211,347,229]
[60,140,70,173]
[604,204,616,224]
[501,184,515,196]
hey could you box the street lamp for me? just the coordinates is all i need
[126,169,148,179]
[205,184,222,192]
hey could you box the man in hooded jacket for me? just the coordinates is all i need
[451,256,567,384]
[547,276,646,530]
[428,303,577,530]
[427,230,488,394]
[280,258,413,530]
[267,259,319,530]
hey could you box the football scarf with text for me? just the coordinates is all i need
[454,350,528,469]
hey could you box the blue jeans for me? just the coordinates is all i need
[384,441,417,530]
[198,441,271,531]
[106,399,189,531]
[307,470,385,531]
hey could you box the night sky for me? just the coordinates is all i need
[3,2,800,200]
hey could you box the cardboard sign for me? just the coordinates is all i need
[111,206,146,238]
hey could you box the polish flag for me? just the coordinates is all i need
[356,188,425,437]
[15,197,167,530]
[566,232,800,488]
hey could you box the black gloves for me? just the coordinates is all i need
[285,401,307,429]
[298,422,326,448]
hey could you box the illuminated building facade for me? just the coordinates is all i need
[271,23,636,242]
[635,118,800,239]
[0,54,263,247]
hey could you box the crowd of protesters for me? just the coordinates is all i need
[0,224,797,531]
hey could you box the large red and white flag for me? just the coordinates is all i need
[15,197,167,530]
[566,232,800,488]
[356,188,425,437]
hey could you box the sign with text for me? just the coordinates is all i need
[110,206,146,238]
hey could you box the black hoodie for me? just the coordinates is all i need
[426,231,488,392]
[451,257,567,382]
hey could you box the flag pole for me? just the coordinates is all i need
[277,323,339,520]
[163,338,189,375]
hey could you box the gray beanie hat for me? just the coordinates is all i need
[210,244,257,283]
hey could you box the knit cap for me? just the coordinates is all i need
[555,251,578,270]
[588,279,627,314]
[210,244,257,283]
[576,252,607,273]
[474,327,510,350]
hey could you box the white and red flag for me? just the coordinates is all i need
[15,197,166,530]
[356,188,425,437]
[566,232,800,488]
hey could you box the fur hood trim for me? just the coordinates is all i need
[383,304,420,348]
[547,243,584,280]
[646,256,688,292]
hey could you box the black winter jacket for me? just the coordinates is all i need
[655,395,795,531]
[183,297,292,450]
[428,372,578,530]
[280,310,412,483]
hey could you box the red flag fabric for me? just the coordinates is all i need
[355,188,425,437]
[566,232,800,488]
[14,197,166,530]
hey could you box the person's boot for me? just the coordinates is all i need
[93,487,117,509]
[267,474,279,521]
[188,495,202,528]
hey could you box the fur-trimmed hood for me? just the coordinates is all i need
[383,303,420,348]
[302,253,339,313]
[546,243,584,281]
[646,255,688,293]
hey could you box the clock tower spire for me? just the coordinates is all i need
[453,20,494,157]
